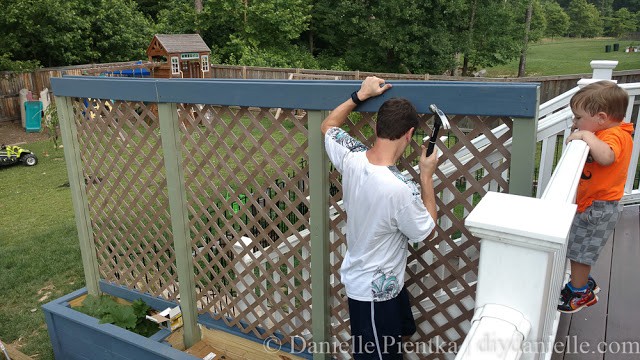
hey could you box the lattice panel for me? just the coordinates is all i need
[178,105,312,350]
[329,112,513,359]
[71,98,179,300]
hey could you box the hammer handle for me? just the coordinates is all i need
[426,122,441,156]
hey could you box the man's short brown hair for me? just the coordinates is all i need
[376,98,418,140]
[570,81,629,121]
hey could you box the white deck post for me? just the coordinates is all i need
[458,141,589,360]
[463,192,576,360]
[590,60,618,80]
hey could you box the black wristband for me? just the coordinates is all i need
[351,91,364,106]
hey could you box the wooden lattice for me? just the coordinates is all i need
[69,98,515,358]
[178,105,312,350]
[71,98,179,300]
[329,112,513,359]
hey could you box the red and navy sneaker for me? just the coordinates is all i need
[558,288,598,313]
[587,276,600,294]
[563,276,601,298]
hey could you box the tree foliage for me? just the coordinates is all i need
[567,0,604,37]
[0,0,152,67]
[543,1,571,38]
[1,0,638,74]
[607,7,638,35]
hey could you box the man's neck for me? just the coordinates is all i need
[366,138,404,166]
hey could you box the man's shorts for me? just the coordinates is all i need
[567,200,621,266]
[348,287,416,360]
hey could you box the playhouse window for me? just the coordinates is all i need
[171,57,180,75]
[201,55,210,72]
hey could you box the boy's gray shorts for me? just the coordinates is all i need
[566,200,621,266]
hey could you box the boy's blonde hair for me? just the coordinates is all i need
[570,80,629,121]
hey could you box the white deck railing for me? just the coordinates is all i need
[458,140,589,360]
[456,60,639,360]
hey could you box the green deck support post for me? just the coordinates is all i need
[55,96,101,296]
[308,110,331,360]
[509,109,540,196]
[158,103,201,348]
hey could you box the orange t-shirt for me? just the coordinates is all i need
[576,122,634,213]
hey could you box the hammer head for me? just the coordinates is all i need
[429,104,451,130]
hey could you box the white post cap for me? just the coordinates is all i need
[590,60,618,80]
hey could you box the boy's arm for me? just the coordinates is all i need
[566,130,615,166]
[320,76,392,135]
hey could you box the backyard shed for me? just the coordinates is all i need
[147,34,212,79]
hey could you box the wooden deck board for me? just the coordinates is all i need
[605,205,640,359]
[553,205,640,359]
[562,226,614,360]
[551,313,572,360]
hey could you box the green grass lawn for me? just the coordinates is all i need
[0,140,82,360]
[486,37,640,77]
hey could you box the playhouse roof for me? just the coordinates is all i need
[151,34,211,54]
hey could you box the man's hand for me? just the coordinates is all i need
[419,145,439,178]
[356,76,392,102]
[321,76,392,135]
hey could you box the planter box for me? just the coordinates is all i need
[42,284,198,360]
[43,282,310,360]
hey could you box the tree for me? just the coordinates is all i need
[0,53,40,72]
[309,0,465,74]
[0,0,153,67]
[0,0,94,66]
[244,0,312,47]
[156,0,202,35]
[593,0,615,16]
[518,0,535,77]
[156,0,313,67]
[567,0,604,36]
[460,0,543,75]
[613,0,640,12]
[543,1,570,38]
[608,7,638,36]
[85,0,155,63]
[133,0,170,21]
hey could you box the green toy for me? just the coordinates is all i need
[0,144,38,167]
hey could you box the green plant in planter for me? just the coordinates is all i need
[75,295,160,337]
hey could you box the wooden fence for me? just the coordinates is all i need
[2,62,639,123]
[0,61,153,122]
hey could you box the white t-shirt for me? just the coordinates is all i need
[325,127,435,302]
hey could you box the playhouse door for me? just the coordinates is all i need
[189,61,202,78]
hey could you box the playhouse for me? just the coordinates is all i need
[147,34,212,79]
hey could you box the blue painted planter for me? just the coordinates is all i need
[43,282,312,360]
[42,283,198,360]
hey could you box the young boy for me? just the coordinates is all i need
[558,80,634,313]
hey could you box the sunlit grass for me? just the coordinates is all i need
[486,37,640,77]
[0,140,82,360]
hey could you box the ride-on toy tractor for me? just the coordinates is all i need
[0,144,38,167]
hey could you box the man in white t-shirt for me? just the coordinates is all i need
[321,76,438,359]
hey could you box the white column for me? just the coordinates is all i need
[590,60,618,80]
[464,192,577,360]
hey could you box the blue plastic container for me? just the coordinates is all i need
[25,101,43,132]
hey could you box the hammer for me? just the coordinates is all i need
[423,104,451,156]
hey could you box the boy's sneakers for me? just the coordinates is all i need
[561,275,601,302]
[558,286,598,313]
[587,275,600,294]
